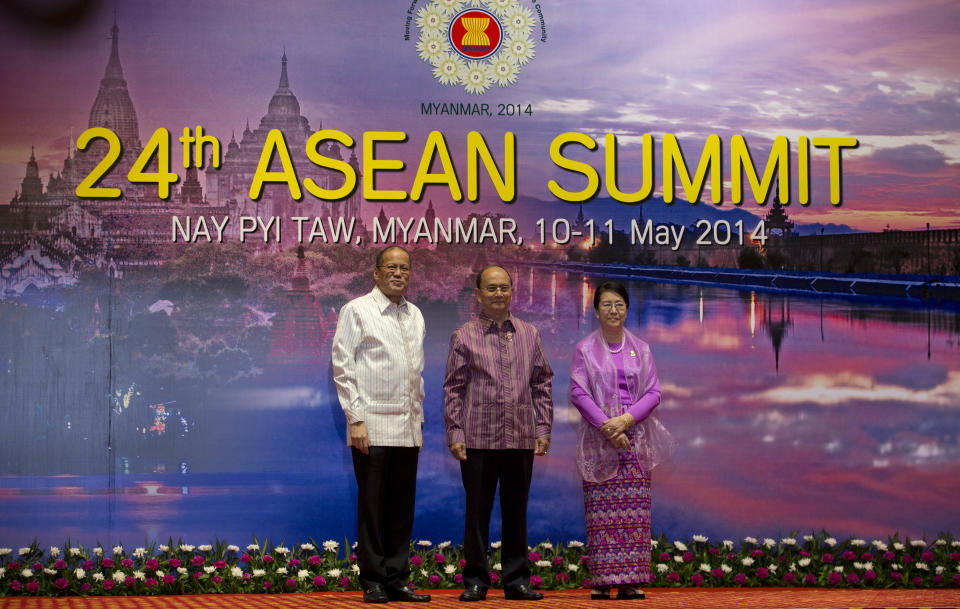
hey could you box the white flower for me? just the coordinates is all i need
[911,540,927,548]
[781,538,796,546]
[567,541,584,549]
[891,563,901,570]
[673,555,683,563]
[853,562,864,570]
[300,544,315,552]
[797,557,811,565]
[803,535,814,542]
[417,33,449,65]
[503,37,535,65]
[18,548,31,556]
[275,567,287,575]
[567,564,579,572]
[75,568,86,580]
[850,539,866,547]
[0,568,5,578]
[113,545,123,555]
[767,564,777,574]
[92,573,105,582]
[44,568,56,575]
[227,545,240,553]
[864,562,874,570]
[323,541,340,552]
[247,544,259,552]
[436,0,464,12]
[253,569,266,577]
[350,564,361,575]
[298,569,310,581]
[155,571,164,579]
[535,560,550,568]
[69,548,82,557]
[763,538,776,549]
[49,546,60,557]
[486,0,512,15]
[656,564,669,573]
[275,547,290,556]
[540,542,553,550]
[0,548,11,557]
[231,567,243,578]
[833,566,844,573]
[952,541,960,548]
[21,568,34,578]
[650,540,659,549]
[444,564,456,574]
[198,545,213,552]
[204,566,215,574]
[693,535,709,543]
[416,5,446,32]
[741,557,755,566]
[893,542,905,551]
[871,540,888,551]
[491,541,502,549]
[93,547,103,556]
[699,563,711,572]
[723,540,734,550]
[916,562,929,571]
[158,545,170,552]
[177,567,187,575]
[438,541,452,550]
[505,5,534,36]
[824,538,837,547]
[674,541,688,552]
[352,542,358,550]
[112,571,126,583]
[493,563,502,571]
[721,564,732,574]
[789,562,797,572]
[134,570,145,581]
[327,569,342,578]
[744,537,758,545]
[461,65,492,94]
[179,545,195,553]
[419,569,428,577]
[935,539,946,546]
[133,548,146,558]
[936,566,945,574]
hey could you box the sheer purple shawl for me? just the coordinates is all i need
[569,329,676,483]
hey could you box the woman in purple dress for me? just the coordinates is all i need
[570,282,675,600]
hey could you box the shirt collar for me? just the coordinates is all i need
[370,286,407,313]
[478,310,514,332]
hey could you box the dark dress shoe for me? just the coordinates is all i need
[504,584,544,600]
[387,584,432,602]
[459,584,488,601]
[615,587,645,600]
[363,583,390,603]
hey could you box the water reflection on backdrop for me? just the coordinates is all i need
[1,266,958,548]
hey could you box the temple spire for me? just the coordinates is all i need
[102,13,125,85]
[278,50,290,90]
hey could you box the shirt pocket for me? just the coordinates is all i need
[515,405,535,439]
[467,403,496,447]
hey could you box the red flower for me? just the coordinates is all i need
[212,576,222,584]
[530,575,542,588]
[666,572,680,583]
[921,551,934,562]
[903,555,913,565]
[145,558,159,570]
[240,554,252,563]
[54,560,67,570]
[827,572,841,585]
[659,552,670,561]
[804,573,816,585]
[169,558,181,568]
[338,577,350,588]
[80,583,91,592]
[163,574,175,584]
[864,569,877,582]
[124,576,136,587]
[434,553,446,564]
[708,547,720,555]
[121,558,134,568]
[911,576,922,586]
[528,551,541,562]
[102,558,114,568]
[861,552,873,561]
[313,576,326,587]
[552,556,563,566]
[755,567,769,580]
[214,560,227,569]
[783,572,796,584]
[262,555,274,564]
[554,572,569,583]
[10,581,22,592]
[145,578,157,588]
[951,552,960,561]
[682,551,694,563]
[410,555,423,567]
[286,578,297,588]
[55,578,69,590]
[454,574,463,583]
[883,551,895,560]
[490,573,499,583]
[308,555,322,566]
[821,553,834,563]
[751,549,763,558]
[690,573,703,586]
[263,580,273,589]
[191,555,204,567]
[103,580,115,591]
[710,568,723,578]
[26,581,39,594]
[891,572,902,581]
[733,573,746,585]
[459,559,466,568]
[846,573,859,584]
[842,551,856,561]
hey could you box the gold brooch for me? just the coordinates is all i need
[629,349,636,357]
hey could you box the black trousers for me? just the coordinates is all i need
[351,446,419,590]
[460,448,535,589]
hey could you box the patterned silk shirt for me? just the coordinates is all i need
[443,312,554,450]
[332,286,425,447]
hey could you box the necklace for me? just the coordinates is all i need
[605,340,624,354]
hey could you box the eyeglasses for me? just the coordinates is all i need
[379,264,410,274]
[598,302,626,310]
[483,285,512,294]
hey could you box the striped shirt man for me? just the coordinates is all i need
[443,312,554,450]
[332,286,425,447]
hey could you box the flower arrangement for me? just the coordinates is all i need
[1,532,958,596]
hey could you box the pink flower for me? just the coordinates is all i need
[552,556,563,566]
[953,574,960,586]
[799,551,810,557]
[708,548,720,555]
[667,572,680,583]
[490,573,499,583]
[783,572,796,584]
[861,552,873,561]
[581,579,592,589]
[933,574,943,584]
[883,551,896,560]
[212,576,222,584]
[26,580,39,594]
[54,559,67,570]
[102,558,114,568]
[459,559,466,568]
[690,573,703,586]
[921,551,934,562]
[338,577,350,588]
[433,553,446,565]
[240,554,252,563]
[828,572,841,585]
[214,560,226,569]
[528,551,541,562]
[80,583,91,592]
[32,562,42,571]
[286,578,297,588]
[711,568,724,578]
[55,577,69,590]
[659,552,670,561]
[950,552,960,561]
[846,573,859,584]
[8,562,19,570]
[864,570,877,583]
[163,574,175,584]
[121,558,134,568]
[103,579,115,591]
[428,575,441,585]
[842,551,856,561]
[911,576,922,586]
[145,578,157,588]
[262,555,274,564]
[804,573,816,585]
[733,573,746,585]
[903,555,913,565]
[410,555,423,566]
[124,576,136,588]
[145,558,159,570]
[891,572,902,582]
[192,555,204,566]
[682,551,694,563]
[192,572,201,579]
[756,567,769,580]
[308,555,322,566]
[263,580,272,589]
[579,555,589,565]
[313,576,326,587]
[169,558,181,568]
[454,574,463,584]
[530,575,542,588]
[555,572,569,583]
[10,581,22,592]
[727,553,738,560]
[350,555,357,562]
[288,559,300,568]
[243,573,252,581]
[821,553,834,563]
[751,549,763,558]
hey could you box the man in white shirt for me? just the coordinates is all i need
[332,246,430,604]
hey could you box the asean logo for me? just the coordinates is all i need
[416,0,537,95]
